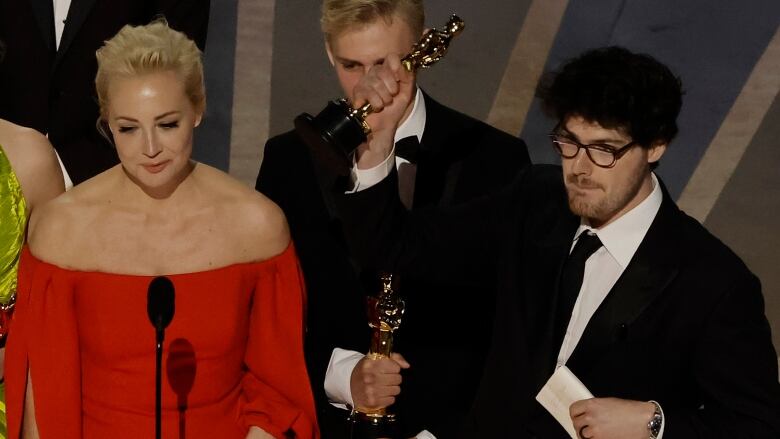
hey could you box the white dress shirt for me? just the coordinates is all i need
[53,0,72,49]
[325,88,436,439]
[556,173,663,366]
[555,173,665,439]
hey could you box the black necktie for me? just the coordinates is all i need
[395,136,420,164]
[554,232,603,347]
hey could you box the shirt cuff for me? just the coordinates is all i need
[350,146,396,192]
[324,348,364,409]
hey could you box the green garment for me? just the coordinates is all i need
[0,144,26,439]
[0,144,25,305]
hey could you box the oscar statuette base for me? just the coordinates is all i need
[350,409,400,439]
[294,99,367,173]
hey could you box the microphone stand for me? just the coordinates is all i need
[155,321,165,439]
[147,276,175,439]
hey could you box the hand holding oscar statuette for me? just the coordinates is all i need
[295,15,465,173]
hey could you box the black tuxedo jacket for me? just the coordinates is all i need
[336,164,780,438]
[0,0,209,184]
[256,94,530,438]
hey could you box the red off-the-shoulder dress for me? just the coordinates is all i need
[5,244,318,438]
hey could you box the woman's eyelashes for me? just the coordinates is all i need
[116,121,179,134]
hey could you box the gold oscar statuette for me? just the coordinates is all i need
[351,273,405,438]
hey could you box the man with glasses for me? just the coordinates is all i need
[329,46,780,438]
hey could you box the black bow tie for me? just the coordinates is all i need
[395,136,420,164]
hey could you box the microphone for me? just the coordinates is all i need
[147,276,175,439]
[148,276,175,341]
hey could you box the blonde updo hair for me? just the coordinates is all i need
[95,19,205,120]
[321,0,424,43]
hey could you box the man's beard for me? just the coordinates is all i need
[565,169,645,226]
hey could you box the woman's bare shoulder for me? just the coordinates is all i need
[0,121,58,174]
[0,120,48,154]
[28,193,82,263]
[28,171,119,264]
[0,120,65,211]
[195,164,290,261]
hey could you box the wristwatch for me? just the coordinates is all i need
[647,400,663,439]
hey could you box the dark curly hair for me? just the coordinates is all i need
[539,46,683,148]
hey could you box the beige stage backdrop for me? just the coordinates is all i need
[193,1,780,361]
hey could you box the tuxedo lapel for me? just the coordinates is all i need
[414,93,479,208]
[415,92,450,157]
[567,194,682,370]
[54,0,97,66]
[413,93,455,208]
[30,0,56,53]
[529,209,580,377]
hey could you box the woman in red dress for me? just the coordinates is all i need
[5,21,318,439]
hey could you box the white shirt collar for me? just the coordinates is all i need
[574,173,663,268]
[394,87,426,144]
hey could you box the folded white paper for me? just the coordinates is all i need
[535,365,594,439]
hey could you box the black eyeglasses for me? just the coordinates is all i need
[549,133,638,168]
